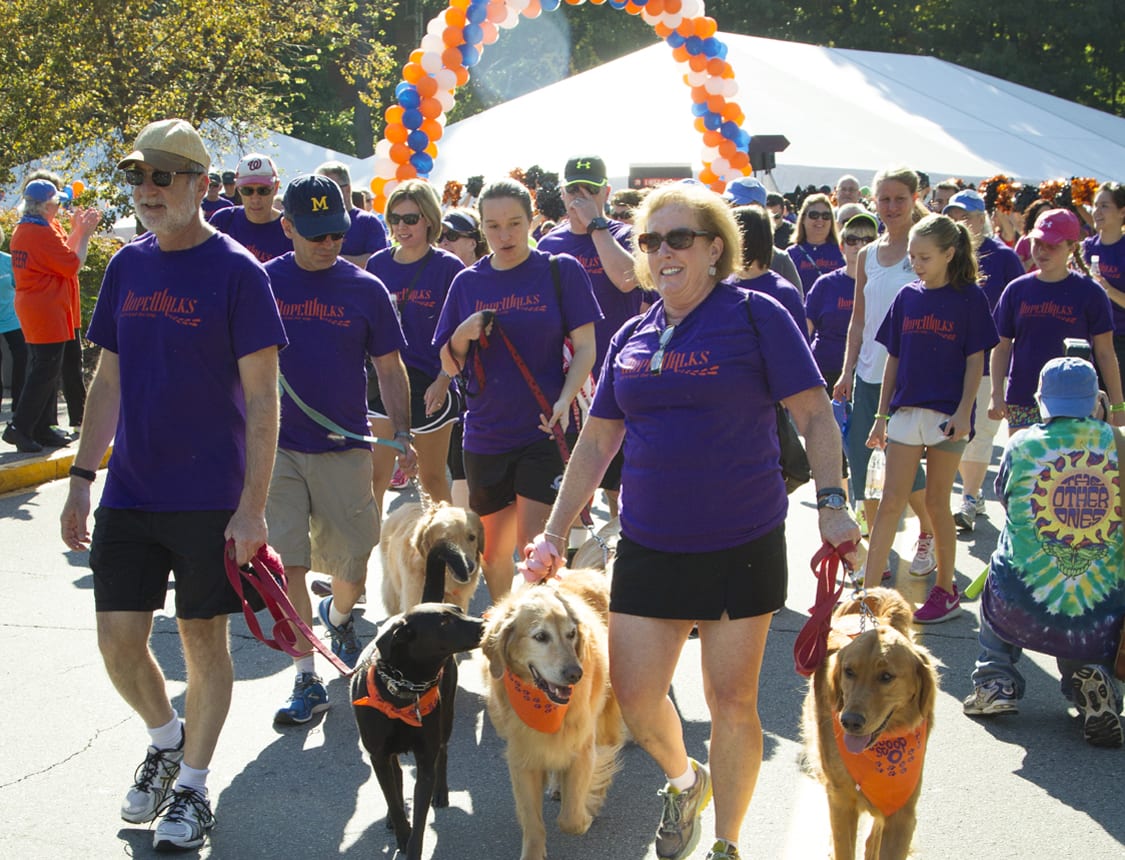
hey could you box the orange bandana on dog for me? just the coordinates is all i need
[503,669,569,734]
[833,717,928,817]
[353,664,441,727]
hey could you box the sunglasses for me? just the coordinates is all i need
[387,212,422,226]
[307,232,346,244]
[440,230,476,243]
[805,210,833,221]
[238,185,274,197]
[650,324,677,375]
[123,168,203,188]
[636,229,713,254]
[564,182,602,195]
[844,234,876,247]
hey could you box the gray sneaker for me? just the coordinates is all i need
[705,839,741,860]
[1072,665,1124,748]
[963,680,1019,716]
[954,495,981,531]
[152,786,214,851]
[654,759,713,860]
[121,734,184,824]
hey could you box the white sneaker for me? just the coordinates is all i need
[152,786,214,850]
[953,495,979,531]
[909,533,937,576]
[121,738,183,824]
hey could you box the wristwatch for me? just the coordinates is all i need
[816,487,848,511]
[587,216,611,232]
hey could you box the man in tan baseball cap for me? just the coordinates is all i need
[116,118,210,173]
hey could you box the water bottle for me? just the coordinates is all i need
[831,399,851,437]
[864,448,886,500]
[1091,255,1101,278]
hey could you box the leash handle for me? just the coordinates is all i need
[794,541,855,677]
[224,541,354,677]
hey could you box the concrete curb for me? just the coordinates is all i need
[0,445,112,493]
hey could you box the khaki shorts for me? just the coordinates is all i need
[962,376,1002,464]
[266,447,379,583]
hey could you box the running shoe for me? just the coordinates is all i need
[121,733,184,824]
[908,532,937,576]
[654,758,712,860]
[274,672,329,724]
[152,786,214,851]
[914,584,960,624]
[317,596,362,668]
[1072,665,1124,748]
[963,680,1019,716]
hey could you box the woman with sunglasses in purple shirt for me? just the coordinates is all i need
[786,193,845,294]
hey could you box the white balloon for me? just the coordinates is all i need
[662,12,682,29]
[711,157,731,175]
[426,16,445,37]
[499,9,520,28]
[384,180,400,197]
[421,34,444,53]
[641,9,660,25]
[374,157,396,177]
[724,79,739,98]
[508,0,529,10]
[434,68,456,91]
[374,139,392,159]
[421,51,443,74]
[436,90,456,112]
[686,68,708,87]
[704,76,724,95]
[701,145,720,162]
[680,0,701,17]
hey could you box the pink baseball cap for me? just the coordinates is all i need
[1029,208,1080,244]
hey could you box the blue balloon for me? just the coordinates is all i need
[702,37,721,58]
[703,112,722,131]
[542,0,561,9]
[410,152,434,174]
[716,41,728,60]
[402,108,423,130]
[685,36,703,55]
[690,101,709,117]
[607,0,628,8]
[394,81,412,100]
[721,120,740,140]
[397,87,421,110]
[463,22,483,44]
[460,43,480,68]
[407,130,429,152]
[633,0,648,5]
[737,129,751,149]
[466,3,488,23]
[666,32,685,49]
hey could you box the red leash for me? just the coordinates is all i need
[224,540,353,677]
[793,540,859,677]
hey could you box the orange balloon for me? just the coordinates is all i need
[523,0,541,18]
[486,2,506,22]
[693,117,707,133]
[455,64,470,86]
[421,118,443,140]
[443,26,465,47]
[654,22,672,38]
[450,0,470,8]
[709,180,726,193]
[389,142,412,164]
[721,102,742,122]
[416,75,438,98]
[729,151,750,170]
[706,95,725,114]
[396,163,418,180]
[409,49,424,65]
[624,2,642,14]
[426,143,438,157]
[722,66,736,79]
[688,53,707,72]
[718,138,737,159]
[385,123,408,144]
[694,16,718,38]
[442,47,463,68]
[707,58,726,77]
[672,45,689,63]
[664,0,681,11]
[702,130,723,147]
[676,19,694,36]
[445,7,467,27]
[690,85,708,104]
[420,97,442,119]
[373,194,387,212]
[71,180,86,196]
[481,21,499,44]
[385,105,404,124]
[698,167,718,185]
[403,62,425,84]
[370,176,386,196]
[646,0,664,15]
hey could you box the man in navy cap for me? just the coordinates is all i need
[265,175,415,721]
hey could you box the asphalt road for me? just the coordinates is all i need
[1,474,1122,859]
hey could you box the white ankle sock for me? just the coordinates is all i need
[668,761,696,792]
[175,764,209,794]
[148,715,183,751]
[328,602,351,628]
[295,655,315,675]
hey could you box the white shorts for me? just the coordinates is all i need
[887,406,966,454]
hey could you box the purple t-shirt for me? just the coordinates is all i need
[994,272,1115,407]
[977,236,1025,378]
[201,197,234,217]
[876,281,998,417]
[591,284,824,552]
[787,241,845,294]
[535,221,642,370]
[265,254,405,454]
[207,207,293,263]
[804,267,855,374]
[433,249,602,454]
[342,208,390,258]
[726,270,807,340]
[366,247,464,378]
[1083,235,1125,333]
[87,232,288,511]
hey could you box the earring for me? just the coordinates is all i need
[707,263,717,277]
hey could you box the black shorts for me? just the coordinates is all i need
[90,507,241,619]
[368,365,463,434]
[599,444,624,492]
[464,436,566,516]
[448,419,466,481]
[610,524,788,620]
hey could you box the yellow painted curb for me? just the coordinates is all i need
[0,446,113,494]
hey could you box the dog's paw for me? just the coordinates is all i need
[557,810,593,835]
[432,788,449,808]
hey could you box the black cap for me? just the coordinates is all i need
[564,156,607,188]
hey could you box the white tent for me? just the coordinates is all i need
[425,32,1125,193]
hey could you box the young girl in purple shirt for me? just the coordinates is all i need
[866,215,999,624]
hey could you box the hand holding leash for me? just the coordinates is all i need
[518,532,567,583]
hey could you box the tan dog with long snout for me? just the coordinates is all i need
[481,570,624,860]
[802,587,939,860]
[380,501,484,614]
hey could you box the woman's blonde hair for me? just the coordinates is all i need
[385,178,443,244]
[795,193,840,246]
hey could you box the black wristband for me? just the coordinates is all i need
[816,486,846,499]
[68,465,96,482]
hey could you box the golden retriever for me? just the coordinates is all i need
[481,569,624,860]
[802,587,939,860]
[380,501,484,615]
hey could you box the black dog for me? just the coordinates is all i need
[351,542,485,860]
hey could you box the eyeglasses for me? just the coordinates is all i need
[649,324,677,375]
[440,230,476,243]
[388,212,422,226]
[636,229,713,254]
[805,210,833,221]
[238,185,274,197]
[564,182,601,195]
[843,235,875,247]
[123,168,203,188]
[611,210,631,219]
[306,232,346,244]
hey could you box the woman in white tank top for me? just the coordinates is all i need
[833,167,936,581]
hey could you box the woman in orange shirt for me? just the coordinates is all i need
[4,180,98,453]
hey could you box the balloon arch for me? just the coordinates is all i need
[369,0,751,212]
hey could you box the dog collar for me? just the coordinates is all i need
[374,659,442,698]
[832,717,928,817]
[353,663,442,727]
[503,669,569,734]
